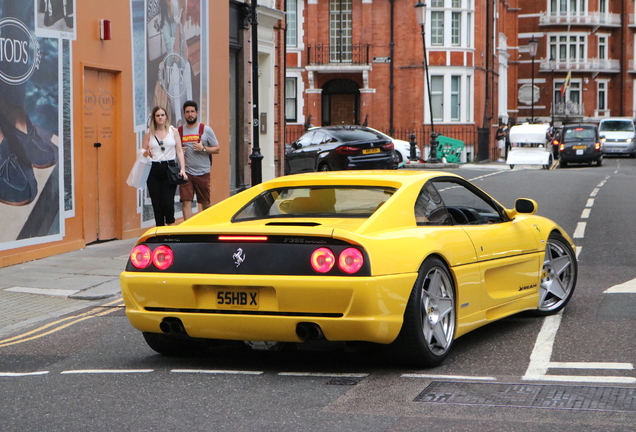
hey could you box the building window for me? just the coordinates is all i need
[451,13,461,46]
[430,76,444,121]
[550,34,586,63]
[429,1,473,49]
[598,36,606,60]
[598,82,606,111]
[450,76,461,120]
[286,0,297,47]
[285,77,297,122]
[330,0,352,63]
[599,0,606,14]
[431,11,444,46]
[550,0,586,15]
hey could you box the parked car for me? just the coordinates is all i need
[284,126,398,174]
[364,127,421,164]
[121,171,577,367]
[557,124,604,167]
[598,117,636,158]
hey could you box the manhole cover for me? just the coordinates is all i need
[415,381,636,412]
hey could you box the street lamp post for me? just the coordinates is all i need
[415,1,440,163]
[549,56,556,126]
[249,0,263,185]
[528,36,538,123]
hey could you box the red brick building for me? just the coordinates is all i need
[517,1,636,125]
[284,0,514,161]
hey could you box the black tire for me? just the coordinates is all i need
[318,163,331,172]
[534,232,577,316]
[396,152,404,164]
[142,332,208,356]
[390,257,456,367]
[560,160,568,168]
[509,164,514,169]
[597,157,603,166]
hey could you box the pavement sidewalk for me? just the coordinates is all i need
[0,238,137,337]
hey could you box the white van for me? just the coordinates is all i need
[598,118,636,158]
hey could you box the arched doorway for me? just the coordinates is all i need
[322,79,360,125]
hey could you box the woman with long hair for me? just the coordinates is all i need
[142,106,187,226]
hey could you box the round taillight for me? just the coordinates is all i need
[152,245,174,270]
[310,247,336,273]
[130,245,152,269]
[338,248,364,274]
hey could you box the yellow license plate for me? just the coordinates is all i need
[362,148,381,154]
[215,289,259,309]
[572,145,587,149]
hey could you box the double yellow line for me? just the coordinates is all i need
[0,298,124,348]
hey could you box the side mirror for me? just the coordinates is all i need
[515,198,538,214]
[292,142,302,150]
[505,198,538,219]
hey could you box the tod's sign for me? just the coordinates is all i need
[0,18,41,85]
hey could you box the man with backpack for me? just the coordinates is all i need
[178,100,219,220]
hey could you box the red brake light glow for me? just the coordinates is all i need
[218,236,268,241]
[152,245,174,270]
[310,247,336,273]
[382,142,394,151]
[130,245,152,269]
[336,146,360,155]
[338,248,364,274]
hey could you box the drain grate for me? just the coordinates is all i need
[326,377,362,386]
[414,381,636,412]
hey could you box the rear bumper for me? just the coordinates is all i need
[120,272,417,344]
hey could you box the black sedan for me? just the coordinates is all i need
[285,126,398,174]
[558,124,604,167]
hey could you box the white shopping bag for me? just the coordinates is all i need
[126,149,152,190]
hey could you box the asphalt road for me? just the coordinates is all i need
[1,157,635,431]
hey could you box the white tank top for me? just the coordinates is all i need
[148,126,177,161]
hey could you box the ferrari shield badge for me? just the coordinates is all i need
[233,248,245,267]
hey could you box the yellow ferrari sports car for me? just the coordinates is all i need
[120,170,577,367]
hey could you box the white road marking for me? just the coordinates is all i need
[590,188,599,197]
[548,362,633,370]
[524,313,562,378]
[585,198,594,207]
[604,278,636,293]
[525,375,636,384]
[573,222,586,238]
[171,369,263,375]
[278,372,369,378]
[580,208,591,219]
[5,287,79,297]
[575,246,582,260]
[60,369,154,374]
[0,371,49,377]
[401,374,496,381]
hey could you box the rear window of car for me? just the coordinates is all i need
[563,127,596,141]
[328,129,385,142]
[599,120,635,132]
[232,187,396,221]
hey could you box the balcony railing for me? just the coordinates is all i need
[554,102,584,117]
[539,12,621,27]
[539,58,620,73]
[307,44,371,66]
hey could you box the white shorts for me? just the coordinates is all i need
[497,139,505,150]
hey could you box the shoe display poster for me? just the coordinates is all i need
[132,0,205,224]
[35,0,76,41]
[0,1,64,249]
[144,0,202,130]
